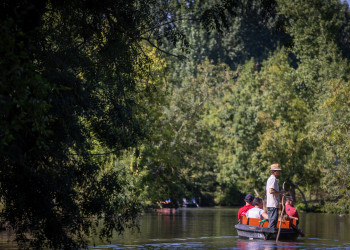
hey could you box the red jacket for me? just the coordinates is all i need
[285,204,299,219]
[238,204,254,219]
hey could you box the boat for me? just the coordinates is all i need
[182,198,199,208]
[235,215,303,240]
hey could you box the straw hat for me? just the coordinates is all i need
[270,163,281,171]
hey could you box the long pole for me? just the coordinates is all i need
[276,181,285,242]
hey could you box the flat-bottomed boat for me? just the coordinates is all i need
[235,216,302,240]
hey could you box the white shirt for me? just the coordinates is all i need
[266,175,280,208]
[246,207,265,219]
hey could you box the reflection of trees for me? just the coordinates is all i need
[236,239,297,249]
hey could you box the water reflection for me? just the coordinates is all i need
[236,239,298,250]
[302,212,350,242]
[155,208,177,215]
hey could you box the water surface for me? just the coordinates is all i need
[90,207,350,249]
[0,207,349,249]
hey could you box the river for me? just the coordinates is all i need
[1,207,349,249]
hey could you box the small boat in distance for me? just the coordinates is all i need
[182,198,199,208]
[235,215,303,240]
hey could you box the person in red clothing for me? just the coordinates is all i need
[238,194,254,220]
[285,196,299,224]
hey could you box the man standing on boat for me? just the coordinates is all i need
[266,163,284,229]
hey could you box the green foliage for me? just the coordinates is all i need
[3,1,350,249]
[207,60,262,194]
[136,59,233,205]
[295,202,306,211]
[278,0,348,107]
[140,0,350,213]
[310,78,350,214]
[278,0,350,212]
[162,0,288,86]
[0,0,195,248]
[295,202,322,213]
[139,0,350,207]
[322,200,350,214]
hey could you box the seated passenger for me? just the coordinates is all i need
[238,194,254,220]
[245,197,269,220]
[285,196,299,224]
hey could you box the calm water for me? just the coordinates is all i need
[1,207,349,249]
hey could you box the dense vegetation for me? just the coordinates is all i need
[1,0,350,248]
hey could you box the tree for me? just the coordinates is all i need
[137,59,233,206]
[277,0,350,209]
[311,78,350,213]
[201,59,263,197]
[0,0,197,248]
[277,0,347,107]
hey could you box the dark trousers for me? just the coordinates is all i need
[267,207,278,228]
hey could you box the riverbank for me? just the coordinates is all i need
[295,200,349,215]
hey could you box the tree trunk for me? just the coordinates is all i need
[289,185,296,203]
[294,182,308,207]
